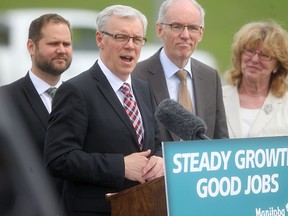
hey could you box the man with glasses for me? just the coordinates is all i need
[44,5,164,215]
[133,0,228,141]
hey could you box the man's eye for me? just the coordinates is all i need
[134,37,142,43]
[115,35,128,41]
[48,42,59,46]
[172,24,182,29]
[189,26,199,31]
[63,42,71,47]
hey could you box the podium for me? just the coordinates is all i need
[106,176,167,216]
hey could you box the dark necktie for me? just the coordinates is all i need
[46,87,57,100]
[176,69,193,112]
[120,83,144,149]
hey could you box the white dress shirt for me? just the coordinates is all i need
[29,70,62,113]
[98,59,144,135]
[159,49,195,108]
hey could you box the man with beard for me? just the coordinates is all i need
[0,13,72,208]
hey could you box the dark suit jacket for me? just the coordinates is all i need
[0,73,62,209]
[44,61,162,215]
[133,48,228,141]
[1,74,49,154]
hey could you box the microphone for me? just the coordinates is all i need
[155,99,210,140]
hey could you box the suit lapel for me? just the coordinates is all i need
[144,50,179,141]
[191,59,205,117]
[23,74,49,127]
[249,93,282,136]
[222,86,242,138]
[90,63,140,147]
[145,50,170,105]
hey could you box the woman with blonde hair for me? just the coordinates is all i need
[223,20,288,138]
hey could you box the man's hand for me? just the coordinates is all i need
[142,155,164,182]
[124,149,151,183]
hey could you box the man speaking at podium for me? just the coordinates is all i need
[44,5,164,216]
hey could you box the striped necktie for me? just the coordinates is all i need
[120,83,144,149]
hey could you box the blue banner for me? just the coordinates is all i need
[163,136,288,216]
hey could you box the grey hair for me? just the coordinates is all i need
[96,5,148,35]
[157,0,205,27]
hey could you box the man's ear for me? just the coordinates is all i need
[27,39,36,56]
[156,23,164,38]
[96,31,103,49]
[198,27,204,42]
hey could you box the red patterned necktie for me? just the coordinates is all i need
[120,83,143,149]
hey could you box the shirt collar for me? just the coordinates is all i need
[159,48,192,78]
[98,58,132,93]
[29,70,62,95]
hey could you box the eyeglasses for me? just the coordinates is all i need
[101,31,147,46]
[161,23,202,34]
[242,49,272,61]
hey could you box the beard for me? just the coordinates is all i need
[34,51,72,76]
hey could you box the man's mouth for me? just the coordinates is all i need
[120,55,133,62]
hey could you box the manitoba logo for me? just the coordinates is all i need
[255,203,288,216]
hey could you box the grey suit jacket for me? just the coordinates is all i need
[133,48,228,140]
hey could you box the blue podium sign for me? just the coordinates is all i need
[163,136,288,216]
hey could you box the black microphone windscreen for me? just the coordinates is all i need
[155,99,207,140]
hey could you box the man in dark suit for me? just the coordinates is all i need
[44,5,164,215]
[0,91,59,216]
[0,13,72,203]
[133,0,228,141]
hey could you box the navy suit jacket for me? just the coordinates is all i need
[133,48,228,141]
[44,61,162,215]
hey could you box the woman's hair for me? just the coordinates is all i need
[225,20,288,97]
